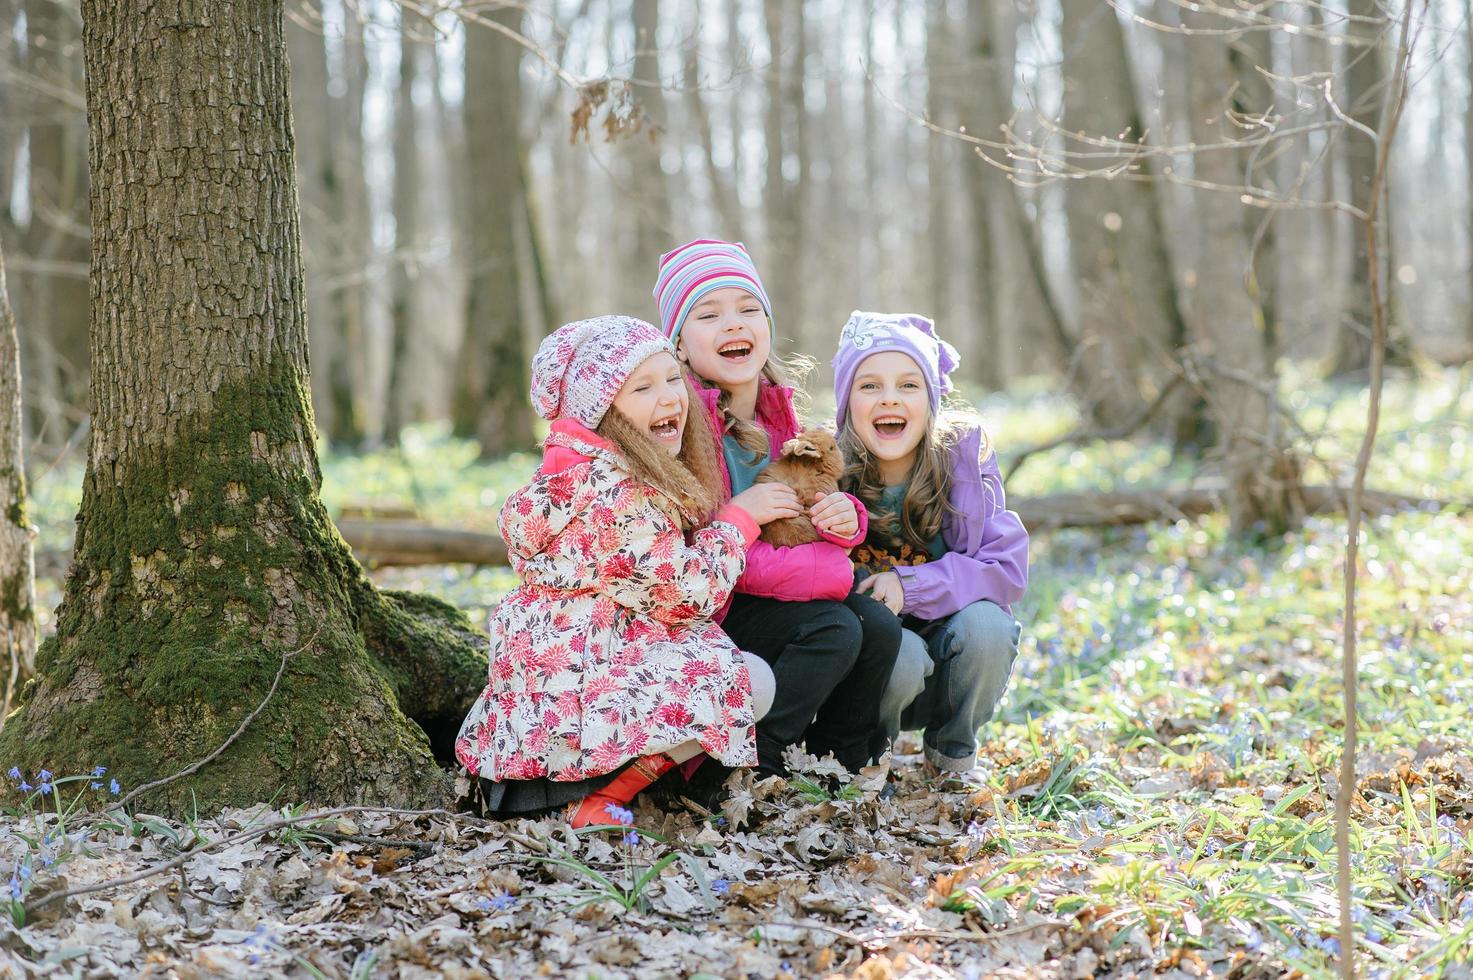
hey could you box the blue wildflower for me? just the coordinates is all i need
[17,867,29,881]
[6,767,19,781]
[711,878,730,896]
[489,891,517,911]
[16,780,30,793]
[91,766,106,778]
[109,779,120,795]
[475,896,493,910]
[37,770,51,782]
[6,878,20,900]
[623,831,640,846]
[602,802,634,826]
[90,782,101,791]
[38,779,52,795]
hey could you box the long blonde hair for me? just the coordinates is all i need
[595,377,723,529]
[838,404,991,554]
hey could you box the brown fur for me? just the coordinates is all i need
[754,428,846,546]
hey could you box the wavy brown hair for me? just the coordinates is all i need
[838,405,991,555]
[595,377,723,529]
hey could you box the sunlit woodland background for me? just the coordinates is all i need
[2,2,1473,976]
[6,0,1473,460]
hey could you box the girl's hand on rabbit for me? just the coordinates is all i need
[730,483,803,525]
[809,491,859,538]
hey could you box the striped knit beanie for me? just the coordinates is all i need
[652,239,774,343]
[530,315,674,429]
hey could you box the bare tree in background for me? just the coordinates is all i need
[1059,0,1187,430]
[19,0,89,452]
[453,3,536,457]
[0,241,36,725]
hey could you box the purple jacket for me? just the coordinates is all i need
[890,425,1029,621]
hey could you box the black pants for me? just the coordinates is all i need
[721,591,902,776]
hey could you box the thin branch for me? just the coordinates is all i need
[1336,4,1419,978]
[1004,375,1185,484]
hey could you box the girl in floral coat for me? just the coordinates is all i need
[455,316,792,827]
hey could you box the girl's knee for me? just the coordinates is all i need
[741,652,777,721]
[952,601,1021,653]
[891,630,931,702]
[800,603,864,667]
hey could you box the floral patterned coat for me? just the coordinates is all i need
[455,419,762,782]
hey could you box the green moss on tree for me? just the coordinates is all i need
[0,369,486,814]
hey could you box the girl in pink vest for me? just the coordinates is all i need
[652,240,901,777]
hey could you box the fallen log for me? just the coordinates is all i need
[34,485,1461,575]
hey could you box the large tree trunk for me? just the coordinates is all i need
[627,0,672,310]
[0,242,36,724]
[0,0,485,814]
[1183,16,1301,537]
[762,0,804,335]
[1059,0,1187,428]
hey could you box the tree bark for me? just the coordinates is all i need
[0,0,486,814]
[452,4,536,456]
[1183,15,1301,536]
[761,0,803,334]
[1059,0,1187,428]
[627,0,671,310]
[0,242,36,725]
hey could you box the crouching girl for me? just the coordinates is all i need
[455,315,784,826]
[832,312,1030,776]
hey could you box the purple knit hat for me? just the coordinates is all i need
[530,315,675,428]
[832,311,961,426]
[652,239,774,343]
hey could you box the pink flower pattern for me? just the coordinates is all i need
[455,424,757,782]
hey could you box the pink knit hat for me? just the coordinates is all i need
[530,315,675,428]
[652,239,774,342]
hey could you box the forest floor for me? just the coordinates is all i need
[5,372,1472,978]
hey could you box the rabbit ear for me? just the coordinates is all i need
[782,437,822,458]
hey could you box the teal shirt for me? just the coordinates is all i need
[722,431,771,495]
[854,483,946,573]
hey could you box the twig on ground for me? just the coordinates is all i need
[756,918,1059,948]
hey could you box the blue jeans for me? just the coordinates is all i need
[875,601,1020,772]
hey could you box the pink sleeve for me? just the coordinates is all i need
[735,539,854,602]
[816,492,869,549]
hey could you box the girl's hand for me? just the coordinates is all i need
[856,571,905,615]
[809,491,859,539]
[730,483,803,525]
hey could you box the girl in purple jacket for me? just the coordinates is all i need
[653,240,901,778]
[832,312,1030,776]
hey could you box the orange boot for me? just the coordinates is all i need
[567,753,679,828]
